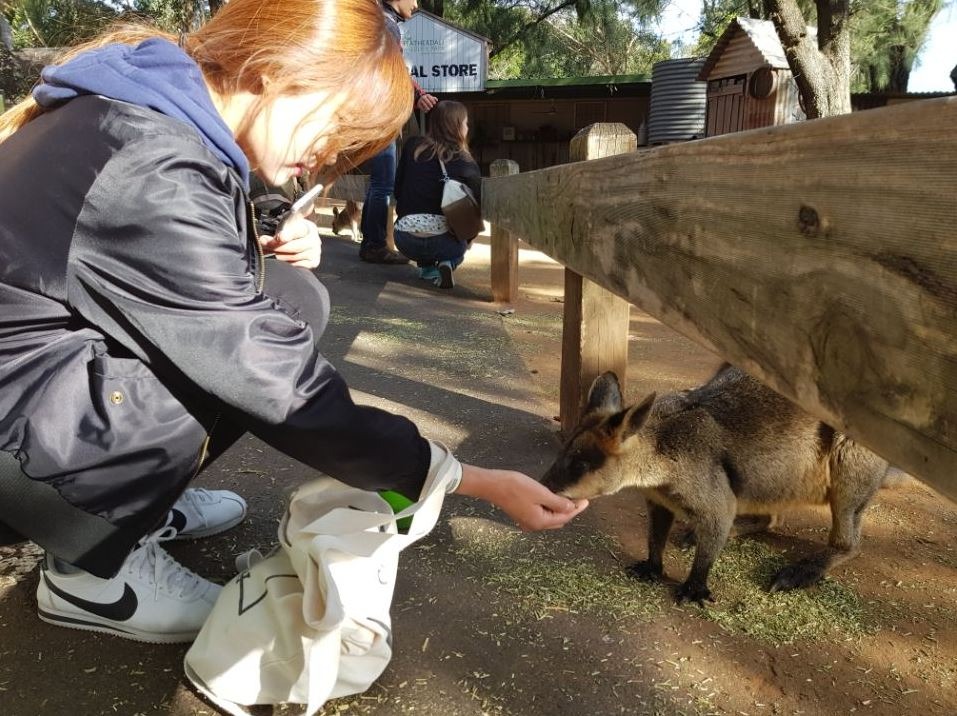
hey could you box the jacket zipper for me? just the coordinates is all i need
[249,199,266,292]
[192,198,263,476]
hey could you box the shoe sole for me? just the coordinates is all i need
[38,607,199,643]
[437,264,454,289]
[172,506,247,541]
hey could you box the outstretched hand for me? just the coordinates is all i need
[260,214,322,269]
[456,464,588,531]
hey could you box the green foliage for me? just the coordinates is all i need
[1,0,210,50]
[6,0,117,47]
[850,0,944,92]
[449,0,668,79]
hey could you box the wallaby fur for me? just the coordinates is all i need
[331,200,361,243]
[540,364,889,604]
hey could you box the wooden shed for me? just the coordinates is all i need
[697,17,807,136]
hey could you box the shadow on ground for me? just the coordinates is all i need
[1,223,954,716]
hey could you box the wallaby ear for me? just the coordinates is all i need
[584,372,623,417]
[604,392,655,441]
[623,392,656,439]
[333,207,340,217]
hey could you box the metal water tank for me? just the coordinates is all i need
[647,58,707,145]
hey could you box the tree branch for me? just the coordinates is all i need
[489,0,579,58]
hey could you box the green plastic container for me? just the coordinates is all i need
[378,490,414,532]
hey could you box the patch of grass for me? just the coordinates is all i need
[688,539,877,645]
[448,519,877,646]
[451,523,664,622]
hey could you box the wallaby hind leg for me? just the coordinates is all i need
[771,446,886,592]
[627,502,673,582]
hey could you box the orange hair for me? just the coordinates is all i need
[0,0,412,177]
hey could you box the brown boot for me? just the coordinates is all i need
[359,246,409,265]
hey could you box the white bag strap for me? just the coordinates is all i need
[437,156,450,183]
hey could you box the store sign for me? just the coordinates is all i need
[403,13,487,93]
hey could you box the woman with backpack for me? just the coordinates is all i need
[0,0,586,644]
[394,100,482,289]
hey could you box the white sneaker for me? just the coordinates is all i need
[37,528,221,643]
[164,488,247,540]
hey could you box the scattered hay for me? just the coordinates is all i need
[447,519,876,646]
[678,539,876,645]
[450,522,664,623]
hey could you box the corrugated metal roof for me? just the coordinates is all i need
[486,74,649,89]
[698,17,816,80]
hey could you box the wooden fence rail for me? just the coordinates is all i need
[482,98,957,502]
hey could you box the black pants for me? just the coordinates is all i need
[0,260,330,564]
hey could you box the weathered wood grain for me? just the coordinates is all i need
[483,100,957,501]
[489,159,520,304]
[560,124,636,433]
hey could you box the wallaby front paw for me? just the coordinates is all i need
[770,562,824,592]
[626,560,663,582]
[675,581,713,606]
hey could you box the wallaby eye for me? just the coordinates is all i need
[571,459,591,476]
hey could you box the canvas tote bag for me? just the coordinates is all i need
[438,157,484,241]
[184,442,461,716]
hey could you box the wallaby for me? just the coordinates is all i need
[331,200,361,243]
[540,365,888,604]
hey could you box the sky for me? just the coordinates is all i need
[655,0,957,93]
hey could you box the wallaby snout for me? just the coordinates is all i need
[541,372,654,501]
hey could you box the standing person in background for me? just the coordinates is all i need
[393,100,480,289]
[0,0,586,645]
[358,0,438,265]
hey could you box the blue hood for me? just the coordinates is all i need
[33,38,249,187]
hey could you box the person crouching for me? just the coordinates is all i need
[393,101,481,289]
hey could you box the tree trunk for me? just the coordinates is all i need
[0,45,24,101]
[0,14,12,52]
[766,0,852,118]
[421,0,444,16]
[886,44,911,94]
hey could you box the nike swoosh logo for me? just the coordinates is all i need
[42,572,138,622]
[167,508,188,534]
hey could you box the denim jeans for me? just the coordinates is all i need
[393,229,467,269]
[359,142,396,253]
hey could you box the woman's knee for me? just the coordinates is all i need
[263,259,330,339]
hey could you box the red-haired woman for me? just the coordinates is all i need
[0,0,587,643]
[394,100,481,289]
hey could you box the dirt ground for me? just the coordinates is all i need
[1,216,954,716]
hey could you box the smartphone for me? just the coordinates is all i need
[276,183,325,234]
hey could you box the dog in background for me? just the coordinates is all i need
[540,364,888,604]
[331,200,361,243]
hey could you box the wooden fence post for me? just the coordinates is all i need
[489,159,520,303]
[560,123,637,434]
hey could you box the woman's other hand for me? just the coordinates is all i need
[261,214,322,269]
[456,464,589,531]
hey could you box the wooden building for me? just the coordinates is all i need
[697,17,806,136]
[443,75,651,173]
